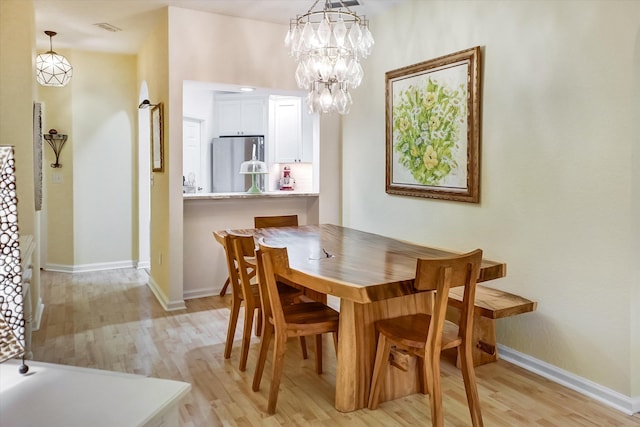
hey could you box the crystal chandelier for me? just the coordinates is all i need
[35,31,73,87]
[285,0,374,115]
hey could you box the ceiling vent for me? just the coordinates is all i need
[93,23,122,32]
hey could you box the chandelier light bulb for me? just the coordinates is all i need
[286,0,374,115]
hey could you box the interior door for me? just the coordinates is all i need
[183,118,203,190]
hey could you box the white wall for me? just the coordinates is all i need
[38,50,137,271]
[169,7,342,299]
[631,19,640,398]
[0,0,42,328]
[343,0,639,399]
[137,81,151,269]
[72,51,137,268]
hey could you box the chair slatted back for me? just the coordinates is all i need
[222,233,243,298]
[415,249,483,348]
[256,241,291,330]
[227,230,257,302]
[254,215,298,229]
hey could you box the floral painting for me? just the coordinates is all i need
[385,47,481,203]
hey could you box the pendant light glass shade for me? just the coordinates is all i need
[286,0,374,115]
[35,31,73,87]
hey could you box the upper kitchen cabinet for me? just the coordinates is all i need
[215,95,267,136]
[272,97,313,163]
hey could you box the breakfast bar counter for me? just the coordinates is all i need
[183,191,319,200]
[182,192,320,299]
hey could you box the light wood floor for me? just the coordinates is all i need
[31,268,639,426]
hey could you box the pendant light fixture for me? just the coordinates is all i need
[285,0,374,115]
[35,31,73,87]
[138,99,158,109]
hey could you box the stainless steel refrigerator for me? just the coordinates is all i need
[211,135,265,192]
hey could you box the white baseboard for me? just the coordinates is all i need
[31,300,44,332]
[43,263,74,273]
[183,288,218,300]
[498,344,640,415]
[136,260,151,270]
[146,274,186,311]
[44,260,136,273]
[43,262,187,312]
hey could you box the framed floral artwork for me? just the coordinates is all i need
[385,46,481,203]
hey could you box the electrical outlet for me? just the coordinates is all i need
[51,172,63,184]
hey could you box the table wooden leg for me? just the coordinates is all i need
[335,299,366,412]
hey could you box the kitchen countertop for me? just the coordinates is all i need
[183,191,319,200]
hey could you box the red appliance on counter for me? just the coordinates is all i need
[279,165,295,191]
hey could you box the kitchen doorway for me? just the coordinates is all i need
[183,117,207,192]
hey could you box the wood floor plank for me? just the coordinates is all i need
[30,268,640,426]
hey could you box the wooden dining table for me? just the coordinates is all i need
[214,224,506,412]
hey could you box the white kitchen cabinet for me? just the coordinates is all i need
[216,96,267,136]
[273,97,313,163]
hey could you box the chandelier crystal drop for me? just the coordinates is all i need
[285,0,374,115]
[35,31,73,87]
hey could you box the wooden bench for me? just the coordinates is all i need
[446,285,537,367]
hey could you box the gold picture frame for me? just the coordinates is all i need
[151,103,164,172]
[385,46,481,203]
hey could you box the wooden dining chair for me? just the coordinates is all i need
[218,215,298,297]
[253,214,298,229]
[252,241,339,414]
[226,231,304,372]
[367,249,484,427]
[216,233,246,297]
[222,231,260,369]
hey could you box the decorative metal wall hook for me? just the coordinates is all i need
[43,129,67,168]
